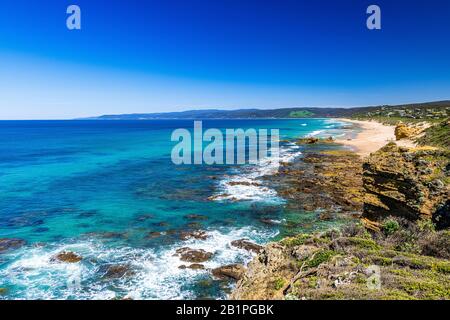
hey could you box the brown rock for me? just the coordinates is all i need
[362,143,449,222]
[179,263,205,270]
[212,264,246,280]
[227,181,261,187]
[175,247,213,263]
[0,288,8,296]
[231,239,263,254]
[51,251,83,263]
[179,230,209,241]
[101,264,135,279]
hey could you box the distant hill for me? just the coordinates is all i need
[84,100,450,120]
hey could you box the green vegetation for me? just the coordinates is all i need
[305,249,337,268]
[280,233,311,247]
[351,101,450,123]
[94,100,450,120]
[289,110,314,118]
[286,219,449,300]
[417,119,450,148]
[273,278,286,290]
[382,219,401,236]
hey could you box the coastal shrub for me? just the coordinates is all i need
[382,219,400,236]
[273,278,286,290]
[431,261,450,274]
[341,223,370,239]
[281,233,311,247]
[419,230,450,259]
[347,237,381,251]
[306,249,337,268]
[400,279,450,299]
[417,219,435,233]
[383,219,420,253]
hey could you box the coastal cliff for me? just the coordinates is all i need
[231,135,450,300]
[362,143,449,227]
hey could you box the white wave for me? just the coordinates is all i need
[212,143,302,203]
[0,226,277,300]
[307,130,324,137]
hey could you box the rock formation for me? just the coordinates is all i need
[362,143,449,225]
[394,122,420,140]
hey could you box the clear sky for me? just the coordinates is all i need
[0,0,449,119]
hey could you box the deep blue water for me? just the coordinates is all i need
[0,119,347,300]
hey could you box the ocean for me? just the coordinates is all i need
[0,118,348,300]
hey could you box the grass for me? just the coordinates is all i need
[273,278,286,290]
[289,110,314,118]
[416,119,450,148]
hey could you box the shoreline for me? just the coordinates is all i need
[334,118,416,157]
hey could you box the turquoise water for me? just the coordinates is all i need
[0,119,346,300]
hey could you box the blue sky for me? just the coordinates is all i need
[0,0,449,119]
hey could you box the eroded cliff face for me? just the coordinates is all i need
[362,143,449,226]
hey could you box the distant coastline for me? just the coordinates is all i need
[79,100,450,121]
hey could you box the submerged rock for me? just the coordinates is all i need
[51,251,83,263]
[152,221,169,227]
[231,239,263,254]
[212,264,246,280]
[183,214,208,221]
[259,218,280,225]
[100,264,135,279]
[175,247,213,263]
[0,238,26,253]
[227,181,261,187]
[179,263,205,270]
[179,230,209,241]
[146,231,162,239]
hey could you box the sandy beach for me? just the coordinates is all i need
[336,119,416,157]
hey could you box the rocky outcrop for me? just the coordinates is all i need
[51,251,83,263]
[394,123,419,140]
[212,264,246,280]
[231,239,263,254]
[100,264,135,279]
[175,247,214,263]
[179,263,205,270]
[362,143,449,224]
[230,243,300,300]
[179,230,209,241]
[274,149,364,214]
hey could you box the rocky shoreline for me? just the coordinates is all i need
[1,120,448,300]
[231,124,450,300]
